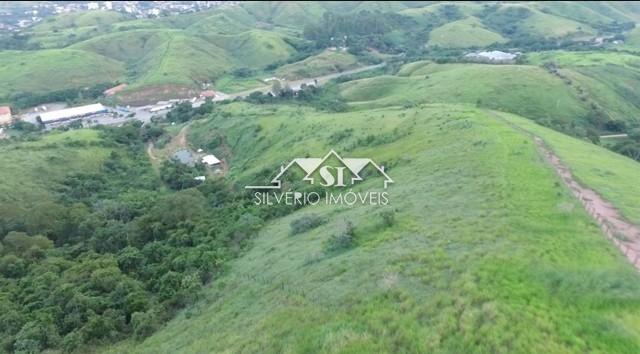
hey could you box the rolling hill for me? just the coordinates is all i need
[3,2,640,354]
[0,49,124,97]
[341,58,640,133]
[341,62,591,125]
[427,17,507,48]
[102,100,640,353]
[275,50,361,80]
[0,130,113,234]
[3,1,640,105]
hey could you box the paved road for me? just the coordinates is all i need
[216,62,386,101]
[19,63,386,128]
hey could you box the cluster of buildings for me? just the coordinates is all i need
[0,1,239,32]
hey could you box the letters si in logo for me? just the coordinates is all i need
[245,150,393,190]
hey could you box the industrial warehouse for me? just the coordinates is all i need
[37,103,109,125]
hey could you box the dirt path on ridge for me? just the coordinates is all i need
[533,137,640,270]
[487,110,640,270]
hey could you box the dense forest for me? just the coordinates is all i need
[0,118,298,353]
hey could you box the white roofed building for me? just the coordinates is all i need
[38,103,108,124]
[202,154,221,166]
[464,51,518,63]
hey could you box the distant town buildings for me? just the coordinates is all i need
[0,2,240,32]
[0,106,12,126]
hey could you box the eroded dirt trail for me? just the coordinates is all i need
[534,137,640,270]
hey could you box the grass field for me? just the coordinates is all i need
[275,50,361,79]
[202,30,296,69]
[104,102,640,353]
[524,51,640,126]
[427,17,507,48]
[500,111,640,225]
[0,49,124,97]
[492,4,595,38]
[4,1,638,105]
[340,63,590,125]
[0,130,111,228]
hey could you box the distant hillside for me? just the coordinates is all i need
[0,49,123,97]
[2,1,640,105]
[427,17,507,48]
[341,63,590,125]
[341,58,640,137]
[275,50,360,79]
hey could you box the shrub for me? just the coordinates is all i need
[131,310,159,340]
[379,209,396,228]
[324,221,356,252]
[290,214,325,235]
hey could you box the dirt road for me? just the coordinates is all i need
[216,63,386,101]
[534,137,640,270]
[146,123,190,162]
[487,110,640,270]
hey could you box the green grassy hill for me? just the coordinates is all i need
[501,111,640,224]
[70,29,178,62]
[4,1,640,106]
[103,101,640,353]
[275,50,360,79]
[130,34,232,87]
[479,3,596,39]
[28,10,132,48]
[0,49,124,97]
[202,30,296,69]
[341,62,590,125]
[0,130,112,232]
[427,17,507,48]
[525,51,640,127]
[33,10,128,31]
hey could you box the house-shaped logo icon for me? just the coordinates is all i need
[245,150,393,189]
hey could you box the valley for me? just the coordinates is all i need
[1,2,640,354]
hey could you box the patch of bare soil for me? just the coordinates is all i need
[535,137,640,270]
[116,84,198,106]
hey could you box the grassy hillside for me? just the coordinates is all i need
[525,51,640,127]
[0,130,112,230]
[501,112,640,224]
[33,10,128,31]
[427,17,507,48]
[104,102,640,353]
[70,26,294,101]
[0,49,124,97]
[6,1,640,106]
[275,50,360,79]
[480,3,595,39]
[240,1,328,29]
[70,29,178,62]
[340,63,590,125]
[130,34,232,88]
[202,30,296,69]
[28,10,132,48]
